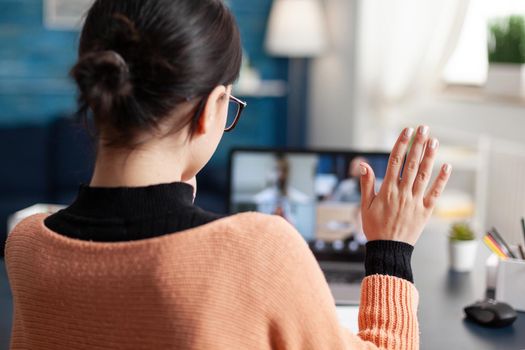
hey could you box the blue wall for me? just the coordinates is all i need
[0,0,78,126]
[0,0,288,134]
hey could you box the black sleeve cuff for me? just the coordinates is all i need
[365,240,414,283]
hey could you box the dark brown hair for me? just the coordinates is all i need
[71,0,242,146]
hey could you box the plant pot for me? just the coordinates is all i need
[485,63,525,97]
[449,239,478,272]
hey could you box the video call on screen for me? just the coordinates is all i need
[230,151,389,257]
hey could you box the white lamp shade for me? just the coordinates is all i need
[265,0,328,57]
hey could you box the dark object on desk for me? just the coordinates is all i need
[464,299,517,328]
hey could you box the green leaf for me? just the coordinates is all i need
[449,222,476,241]
[488,15,525,64]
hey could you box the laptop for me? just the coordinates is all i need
[228,148,389,305]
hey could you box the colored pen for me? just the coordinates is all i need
[486,231,513,258]
[490,227,517,259]
[519,245,525,260]
[521,217,525,244]
[483,234,508,259]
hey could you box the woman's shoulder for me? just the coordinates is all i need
[6,212,310,266]
[224,211,294,230]
[7,213,45,239]
[216,212,319,279]
[5,213,49,261]
[222,212,306,245]
[204,212,310,263]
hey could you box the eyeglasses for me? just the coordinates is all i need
[225,95,247,132]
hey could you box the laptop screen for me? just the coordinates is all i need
[228,149,390,262]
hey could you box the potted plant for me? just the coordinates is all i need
[485,15,525,97]
[449,222,478,272]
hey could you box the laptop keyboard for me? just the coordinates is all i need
[323,269,365,284]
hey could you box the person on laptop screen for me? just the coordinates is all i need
[252,155,311,225]
[332,156,368,203]
[5,0,451,349]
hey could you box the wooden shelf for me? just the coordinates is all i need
[234,80,287,98]
[440,85,525,107]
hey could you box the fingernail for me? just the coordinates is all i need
[443,164,452,174]
[430,138,438,149]
[419,125,429,135]
[404,128,414,138]
[360,164,368,176]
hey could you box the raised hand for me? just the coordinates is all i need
[359,126,451,246]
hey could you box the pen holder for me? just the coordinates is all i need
[492,253,525,312]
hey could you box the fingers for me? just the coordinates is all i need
[383,127,414,188]
[359,162,376,209]
[412,138,439,196]
[399,125,430,191]
[424,164,452,209]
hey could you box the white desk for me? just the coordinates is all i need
[336,305,359,334]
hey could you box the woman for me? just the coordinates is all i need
[5,0,451,349]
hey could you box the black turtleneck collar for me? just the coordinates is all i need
[68,182,195,218]
[44,182,223,242]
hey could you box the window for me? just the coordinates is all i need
[443,0,525,86]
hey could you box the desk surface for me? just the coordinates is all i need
[412,219,525,349]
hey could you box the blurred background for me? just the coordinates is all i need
[2,0,525,347]
[2,0,525,253]
[1,0,525,271]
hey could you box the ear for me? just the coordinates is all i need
[195,85,227,135]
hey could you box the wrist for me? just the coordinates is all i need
[365,240,414,283]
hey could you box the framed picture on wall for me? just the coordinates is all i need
[44,0,94,30]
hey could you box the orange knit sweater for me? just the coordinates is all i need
[6,213,419,350]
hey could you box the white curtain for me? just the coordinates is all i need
[355,0,470,146]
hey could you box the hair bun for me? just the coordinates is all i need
[71,50,132,118]
[73,0,242,147]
